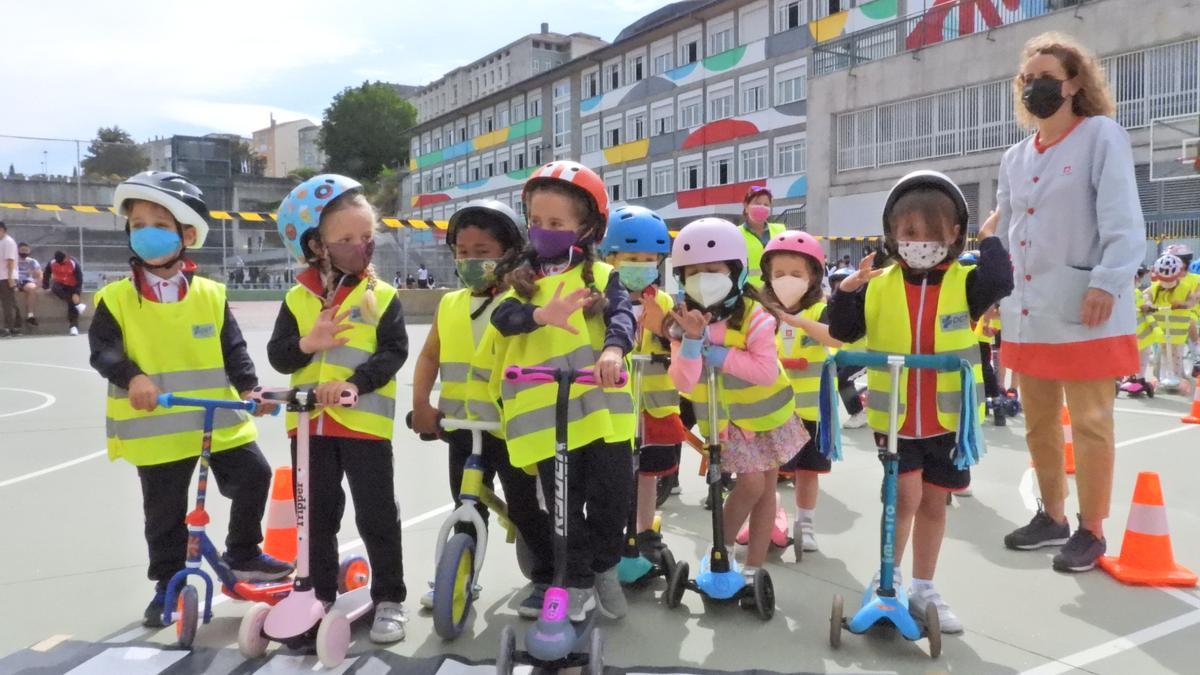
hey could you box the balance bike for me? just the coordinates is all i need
[616,354,675,586]
[496,366,624,675]
[407,414,537,640]
[662,365,774,621]
[827,352,958,659]
[237,387,372,668]
[155,393,289,648]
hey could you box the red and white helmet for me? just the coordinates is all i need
[522,160,608,240]
[762,230,825,269]
[1153,254,1185,281]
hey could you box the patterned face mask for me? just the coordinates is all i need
[896,240,949,270]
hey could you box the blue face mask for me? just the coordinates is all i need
[130,227,182,261]
[617,261,659,293]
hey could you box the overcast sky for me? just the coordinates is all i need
[1,0,668,176]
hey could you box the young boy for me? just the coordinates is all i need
[829,171,1012,634]
[89,171,291,627]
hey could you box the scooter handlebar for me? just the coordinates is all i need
[503,366,628,387]
[628,353,671,366]
[250,386,357,408]
[156,393,272,415]
[832,352,962,372]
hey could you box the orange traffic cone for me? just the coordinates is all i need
[1030,405,1076,474]
[1099,472,1197,586]
[1182,384,1200,424]
[262,466,297,564]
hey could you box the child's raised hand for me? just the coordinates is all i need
[533,282,590,335]
[672,305,711,340]
[300,307,353,354]
[315,380,358,407]
[979,208,999,239]
[640,289,667,336]
[128,374,161,412]
[594,346,625,388]
[838,252,885,293]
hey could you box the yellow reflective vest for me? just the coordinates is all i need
[1148,280,1194,345]
[864,264,983,434]
[777,301,828,422]
[1135,288,1163,352]
[741,222,787,288]
[486,262,635,468]
[284,279,399,439]
[633,289,679,419]
[98,276,256,466]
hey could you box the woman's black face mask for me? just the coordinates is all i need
[1022,76,1067,119]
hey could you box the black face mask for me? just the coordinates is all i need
[1022,76,1067,119]
[18,252,28,259]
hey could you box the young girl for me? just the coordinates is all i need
[665,218,805,583]
[268,174,408,643]
[830,170,1010,634]
[1146,253,1193,390]
[599,204,685,564]
[759,230,841,554]
[411,199,554,618]
[89,171,290,627]
[486,160,636,621]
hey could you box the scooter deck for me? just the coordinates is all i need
[221,579,293,604]
[847,589,922,641]
[332,585,374,621]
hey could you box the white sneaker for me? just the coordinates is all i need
[844,411,868,429]
[957,486,974,497]
[75,303,87,314]
[798,520,819,552]
[867,567,904,594]
[369,601,408,643]
[419,585,434,609]
[909,583,963,634]
[69,326,79,336]
[567,587,596,623]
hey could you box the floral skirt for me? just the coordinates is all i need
[720,416,808,474]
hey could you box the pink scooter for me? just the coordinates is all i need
[238,387,373,668]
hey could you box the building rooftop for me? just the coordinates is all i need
[613,0,713,43]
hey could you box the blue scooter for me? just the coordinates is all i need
[825,351,967,659]
[662,364,774,620]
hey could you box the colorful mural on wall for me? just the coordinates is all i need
[410,166,534,208]
[409,117,543,172]
[810,0,899,42]
[904,0,1043,51]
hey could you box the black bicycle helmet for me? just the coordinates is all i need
[881,170,969,260]
[446,199,524,252]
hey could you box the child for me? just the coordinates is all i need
[411,199,554,618]
[88,171,291,627]
[1131,266,1162,385]
[974,303,1005,426]
[829,170,1011,634]
[665,217,805,583]
[16,242,40,327]
[758,230,842,554]
[44,250,87,335]
[598,204,685,565]
[1146,253,1193,389]
[268,174,409,643]
[486,160,636,621]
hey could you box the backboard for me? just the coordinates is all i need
[1150,113,1200,182]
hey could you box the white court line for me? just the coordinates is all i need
[1114,406,1195,419]
[0,360,95,374]
[1115,424,1199,448]
[0,450,106,488]
[1019,610,1200,675]
[0,387,56,418]
[1160,587,1200,611]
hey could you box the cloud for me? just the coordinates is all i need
[158,100,320,137]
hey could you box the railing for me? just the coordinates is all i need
[810,0,1061,78]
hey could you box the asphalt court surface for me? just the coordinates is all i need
[2,302,1199,674]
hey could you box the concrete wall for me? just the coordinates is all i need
[805,0,1198,235]
[0,177,117,206]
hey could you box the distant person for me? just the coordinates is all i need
[393,272,402,287]
[406,273,416,289]
[417,263,429,289]
[43,251,87,335]
[16,242,41,326]
[0,221,21,337]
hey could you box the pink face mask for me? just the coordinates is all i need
[748,205,770,224]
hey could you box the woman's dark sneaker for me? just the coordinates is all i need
[1052,523,1106,573]
[1004,504,1070,550]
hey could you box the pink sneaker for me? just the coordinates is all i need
[770,505,792,548]
[735,522,750,546]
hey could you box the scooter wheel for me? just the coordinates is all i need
[338,556,370,593]
[1146,386,1155,399]
[829,594,844,648]
[659,547,677,580]
[496,624,516,675]
[433,532,476,640]
[752,568,774,621]
[238,602,272,659]
[925,602,942,658]
[792,521,803,563]
[665,560,688,608]
[316,608,351,669]
[587,626,604,675]
[655,476,671,507]
[176,585,199,648]
[515,532,536,581]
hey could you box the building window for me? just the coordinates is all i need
[709,90,734,121]
[776,1,802,32]
[652,105,674,136]
[608,182,621,202]
[469,121,480,138]
[605,124,621,148]
[498,109,510,128]
[532,60,541,73]
[533,145,542,165]
[653,49,674,75]
[583,71,600,98]
[652,165,674,195]
[512,101,526,123]
[679,97,702,129]
[553,101,571,149]
[608,63,621,90]
[708,154,733,186]
[741,146,768,180]
[501,158,510,173]
[515,150,526,170]
[776,138,807,175]
[529,97,541,117]
[836,107,877,171]
[628,56,644,83]
[679,161,701,191]
[741,79,767,114]
[484,115,494,133]
[472,166,480,181]
[553,81,570,99]
[628,112,646,142]
[680,40,699,65]
[628,173,646,199]
[709,28,733,56]
[485,162,494,177]
[583,126,600,153]
[875,90,962,166]
[776,63,807,105]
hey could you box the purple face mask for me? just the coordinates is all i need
[325,239,375,275]
[528,227,578,259]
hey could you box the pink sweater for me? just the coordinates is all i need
[669,307,781,393]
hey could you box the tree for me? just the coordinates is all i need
[231,139,266,176]
[6,164,14,178]
[81,126,148,180]
[287,167,319,182]
[319,81,416,181]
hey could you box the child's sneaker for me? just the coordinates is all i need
[797,520,819,552]
[75,303,87,314]
[369,602,407,643]
[909,582,963,634]
[866,567,904,596]
[1051,521,1106,573]
[142,589,167,628]
[566,587,596,623]
[26,314,37,326]
[223,552,294,581]
[517,583,548,619]
[734,522,750,546]
[844,411,868,429]
[69,326,79,336]
[593,566,627,619]
[636,530,666,565]
[1004,504,1070,550]
[419,587,435,610]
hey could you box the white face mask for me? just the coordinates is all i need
[897,241,950,270]
[1161,279,1179,289]
[685,272,734,308]
[771,276,809,309]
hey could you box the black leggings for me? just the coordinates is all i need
[980,342,999,399]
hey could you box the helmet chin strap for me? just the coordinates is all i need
[135,247,187,271]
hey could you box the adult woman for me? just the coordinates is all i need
[738,186,786,287]
[995,32,1145,573]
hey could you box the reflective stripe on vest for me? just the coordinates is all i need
[1135,290,1162,352]
[635,290,680,418]
[864,264,984,434]
[436,289,479,424]
[778,301,828,422]
[97,276,256,466]
[1149,282,1195,345]
[741,222,787,283]
[285,279,399,439]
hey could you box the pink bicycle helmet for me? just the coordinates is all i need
[762,230,825,269]
[671,217,749,290]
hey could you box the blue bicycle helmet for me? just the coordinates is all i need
[277,174,363,262]
[1190,259,1200,275]
[958,250,979,265]
[599,205,670,256]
